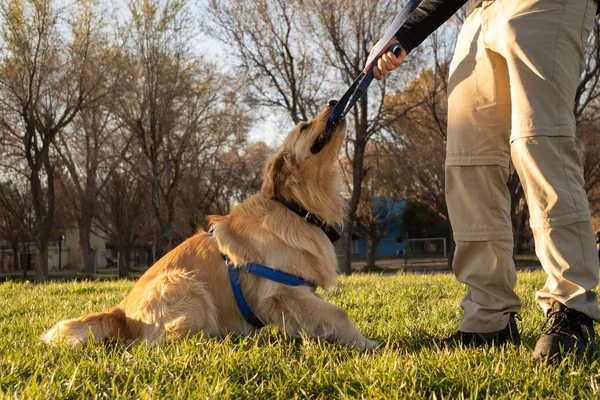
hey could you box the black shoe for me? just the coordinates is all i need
[533,301,595,362]
[438,313,521,348]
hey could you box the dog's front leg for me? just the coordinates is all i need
[265,289,378,350]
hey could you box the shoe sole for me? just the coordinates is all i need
[533,342,593,362]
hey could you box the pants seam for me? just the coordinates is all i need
[454,234,514,241]
[558,137,581,215]
[493,51,502,165]
[552,2,569,127]
[529,211,591,229]
[445,155,510,168]
[510,127,576,142]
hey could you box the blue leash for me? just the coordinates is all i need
[224,256,316,329]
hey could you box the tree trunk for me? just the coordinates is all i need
[341,153,366,274]
[514,208,529,254]
[118,247,130,278]
[508,171,526,255]
[10,244,18,273]
[154,201,174,259]
[79,234,94,278]
[29,153,55,282]
[20,243,29,280]
[339,224,353,275]
[366,237,380,269]
[150,144,170,260]
[156,228,171,261]
[36,239,49,282]
[78,214,95,278]
[22,252,28,280]
[31,172,47,282]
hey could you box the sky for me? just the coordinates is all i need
[192,0,293,147]
[192,0,460,148]
[196,34,288,146]
[102,0,284,146]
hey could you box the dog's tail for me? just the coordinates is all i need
[41,307,129,346]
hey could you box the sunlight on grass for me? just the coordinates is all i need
[1,271,600,398]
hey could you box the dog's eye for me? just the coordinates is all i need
[300,123,310,133]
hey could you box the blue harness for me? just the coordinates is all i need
[224,256,316,329]
[211,198,332,329]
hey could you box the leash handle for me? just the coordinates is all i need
[327,43,403,128]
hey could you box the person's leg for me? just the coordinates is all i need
[490,0,599,359]
[512,138,600,318]
[511,138,598,360]
[445,3,521,341]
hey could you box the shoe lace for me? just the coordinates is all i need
[541,309,578,339]
[513,313,523,322]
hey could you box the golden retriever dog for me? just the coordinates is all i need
[41,102,378,350]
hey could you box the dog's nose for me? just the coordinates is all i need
[328,100,337,107]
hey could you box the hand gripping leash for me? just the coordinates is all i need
[326,0,423,130]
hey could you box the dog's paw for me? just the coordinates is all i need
[365,338,380,350]
[352,338,380,351]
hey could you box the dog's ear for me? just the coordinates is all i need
[261,151,298,198]
[206,214,225,226]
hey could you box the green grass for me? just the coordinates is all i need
[2,271,600,398]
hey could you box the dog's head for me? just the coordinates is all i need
[261,101,347,226]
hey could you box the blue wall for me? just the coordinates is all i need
[353,196,406,257]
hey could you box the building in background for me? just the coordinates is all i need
[352,196,406,257]
[0,229,109,273]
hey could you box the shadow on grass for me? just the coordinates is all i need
[380,328,546,355]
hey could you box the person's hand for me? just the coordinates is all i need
[368,37,407,81]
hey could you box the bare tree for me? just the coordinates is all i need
[54,105,128,278]
[0,0,109,281]
[174,115,261,240]
[0,176,35,277]
[118,0,228,260]
[208,0,328,124]
[95,162,150,278]
[49,9,129,278]
[202,141,271,216]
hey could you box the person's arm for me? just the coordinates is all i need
[372,0,469,80]
[394,0,470,55]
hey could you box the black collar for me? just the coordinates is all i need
[276,197,341,243]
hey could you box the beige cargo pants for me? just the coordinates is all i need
[447,0,600,332]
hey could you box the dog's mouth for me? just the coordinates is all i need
[310,109,345,155]
[310,125,336,154]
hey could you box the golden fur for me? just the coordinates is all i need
[41,103,377,349]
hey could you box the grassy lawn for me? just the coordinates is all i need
[1,271,599,398]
